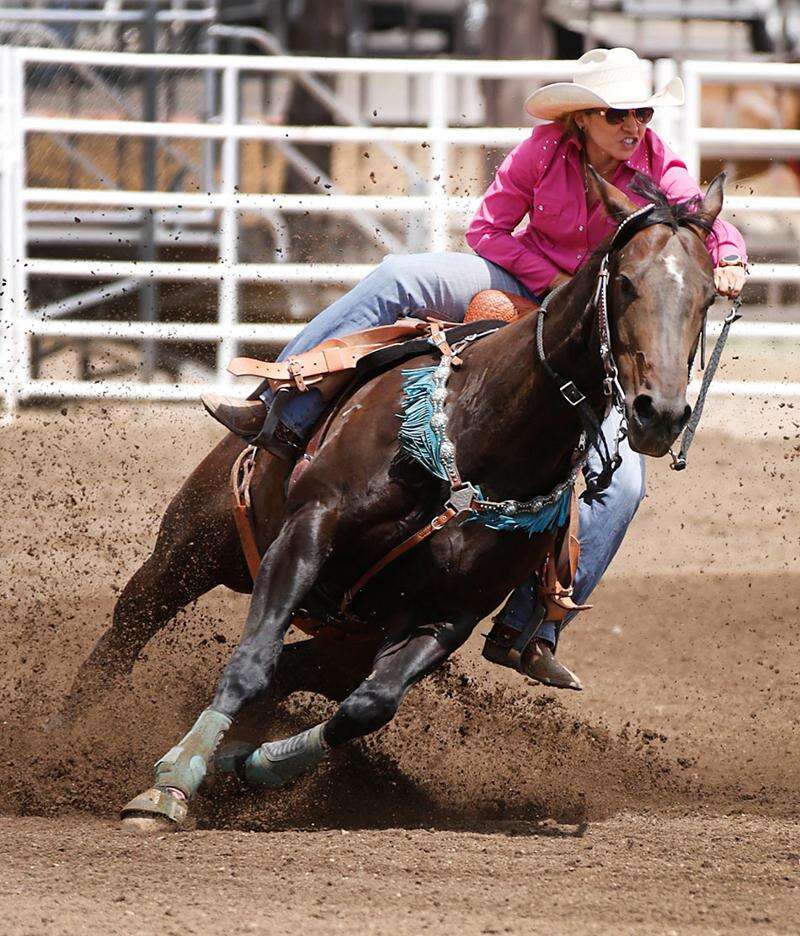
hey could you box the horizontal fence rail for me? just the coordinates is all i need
[18,257,800,285]
[681,59,800,178]
[1,46,799,420]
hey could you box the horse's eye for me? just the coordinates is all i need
[616,274,637,298]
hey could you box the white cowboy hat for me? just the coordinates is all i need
[525,47,685,121]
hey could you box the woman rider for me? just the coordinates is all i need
[204,48,747,692]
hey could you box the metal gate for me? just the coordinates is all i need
[1,46,799,421]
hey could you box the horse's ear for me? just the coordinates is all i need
[587,165,639,225]
[696,171,725,228]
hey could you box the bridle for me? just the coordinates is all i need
[535,202,656,494]
[535,200,742,484]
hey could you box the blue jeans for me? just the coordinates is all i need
[263,252,540,434]
[263,251,646,636]
[494,404,646,645]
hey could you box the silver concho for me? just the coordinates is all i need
[440,440,455,460]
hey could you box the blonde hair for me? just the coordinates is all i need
[558,111,587,144]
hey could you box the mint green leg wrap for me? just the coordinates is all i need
[243,722,329,788]
[154,708,232,799]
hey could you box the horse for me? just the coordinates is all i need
[68,171,724,832]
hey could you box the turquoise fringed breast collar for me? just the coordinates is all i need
[398,325,587,537]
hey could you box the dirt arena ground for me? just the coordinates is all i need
[0,391,797,935]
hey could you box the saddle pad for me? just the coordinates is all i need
[354,318,507,382]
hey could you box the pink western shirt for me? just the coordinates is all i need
[465,123,747,297]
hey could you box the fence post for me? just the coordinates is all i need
[428,69,449,254]
[651,59,681,152]
[0,48,26,422]
[139,0,160,381]
[217,63,240,385]
[681,62,701,182]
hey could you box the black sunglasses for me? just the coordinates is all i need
[591,107,654,126]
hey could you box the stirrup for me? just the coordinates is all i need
[250,388,306,460]
[482,605,546,671]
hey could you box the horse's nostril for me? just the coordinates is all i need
[633,395,691,437]
[633,394,657,426]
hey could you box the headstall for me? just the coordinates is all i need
[534,202,657,493]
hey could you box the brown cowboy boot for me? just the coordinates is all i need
[520,640,582,691]
[203,394,306,462]
[203,395,266,438]
[482,617,583,691]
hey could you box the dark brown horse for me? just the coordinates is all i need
[69,173,724,832]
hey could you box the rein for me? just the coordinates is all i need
[669,296,742,470]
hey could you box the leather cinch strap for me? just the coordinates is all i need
[538,489,590,623]
[340,505,459,610]
[231,445,262,581]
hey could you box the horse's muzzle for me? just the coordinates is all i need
[628,392,691,457]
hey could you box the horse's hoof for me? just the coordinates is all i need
[120,813,177,836]
[119,787,187,834]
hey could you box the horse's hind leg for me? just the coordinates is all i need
[232,619,473,789]
[120,500,339,831]
[65,448,245,712]
[68,540,223,707]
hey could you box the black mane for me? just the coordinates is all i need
[628,172,714,238]
[569,172,715,299]
[588,172,717,262]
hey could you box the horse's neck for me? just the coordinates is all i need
[451,265,606,498]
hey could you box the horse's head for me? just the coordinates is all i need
[591,170,724,457]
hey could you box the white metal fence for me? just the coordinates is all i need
[1,46,799,419]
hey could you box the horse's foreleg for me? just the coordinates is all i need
[210,501,340,718]
[214,635,378,779]
[233,619,473,789]
[121,502,338,830]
